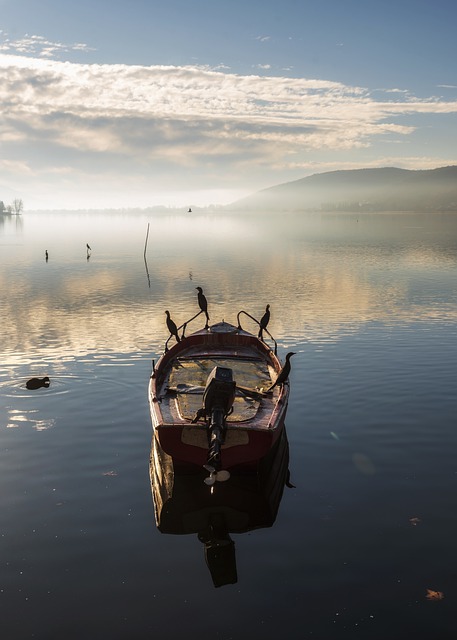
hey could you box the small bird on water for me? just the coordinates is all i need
[196,286,209,328]
[258,304,270,339]
[26,376,50,390]
[267,352,295,391]
[86,244,91,251]
[165,310,180,343]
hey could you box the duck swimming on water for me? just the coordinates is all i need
[26,376,50,390]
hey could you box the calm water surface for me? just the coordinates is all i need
[1,211,457,639]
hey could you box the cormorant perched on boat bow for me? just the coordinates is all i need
[165,310,180,343]
[267,352,295,391]
[196,286,210,328]
[258,304,270,339]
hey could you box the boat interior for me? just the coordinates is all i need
[158,346,277,427]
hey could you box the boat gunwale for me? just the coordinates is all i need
[151,321,281,385]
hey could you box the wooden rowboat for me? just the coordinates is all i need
[148,309,293,479]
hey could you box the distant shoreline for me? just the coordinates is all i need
[10,208,457,217]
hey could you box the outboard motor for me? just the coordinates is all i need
[202,366,236,472]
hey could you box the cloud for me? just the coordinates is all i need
[1,52,457,208]
[4,54,454,135]
[0,32,94,58]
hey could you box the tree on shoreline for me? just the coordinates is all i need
[0,198,24,214]
[12,198,24,214]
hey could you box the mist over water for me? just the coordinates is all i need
[1,210,457,639]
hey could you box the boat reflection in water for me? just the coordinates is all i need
[150,428,292,587]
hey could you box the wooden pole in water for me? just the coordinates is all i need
[144,223,151,287]
[144,223,150,258]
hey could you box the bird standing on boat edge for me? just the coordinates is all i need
[196,286,210,328]
[267,352,296,391]
[258,304,270,339]
[165,310,180,343]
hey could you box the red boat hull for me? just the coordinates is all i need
[156,418,285,472]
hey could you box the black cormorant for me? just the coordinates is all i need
[267,352,295,391]
[196,286,209,327]
[258,304,270,339]
[165,310,180,343]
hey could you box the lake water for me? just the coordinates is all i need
[1,210,457,639]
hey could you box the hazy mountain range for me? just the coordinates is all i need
[227,166,457,213]
[5,166,457,215]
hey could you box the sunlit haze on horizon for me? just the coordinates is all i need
[1,0,457,210]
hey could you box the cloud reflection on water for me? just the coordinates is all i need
[1,212,457,364]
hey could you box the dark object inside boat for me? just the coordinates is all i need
[202,366,236,470]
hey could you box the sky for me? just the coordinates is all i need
[1,0,457,210]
